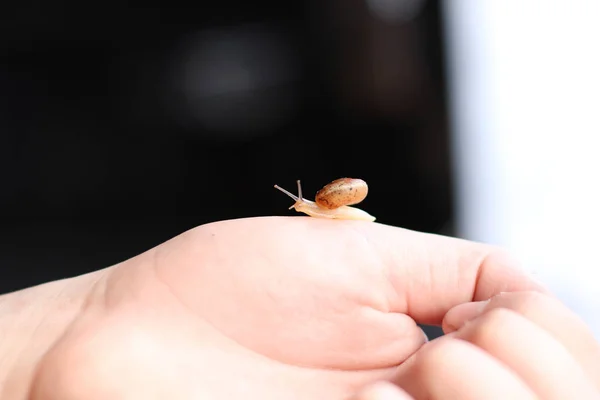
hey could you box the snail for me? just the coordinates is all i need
[273,178,376,222]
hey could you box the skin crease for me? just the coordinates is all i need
[0,216,580,400]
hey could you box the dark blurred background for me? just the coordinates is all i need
[0,0,452,340]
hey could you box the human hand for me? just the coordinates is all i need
[19,216,549,399]
[354,292,600,399]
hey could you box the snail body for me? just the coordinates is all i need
[273,178,376,222]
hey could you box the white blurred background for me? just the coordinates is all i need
[443,1,600,338]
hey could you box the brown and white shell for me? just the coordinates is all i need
[315,178,369,210]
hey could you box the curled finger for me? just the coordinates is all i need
[450,307,599,399]
[444,291,600,390]
[392,337,537,400]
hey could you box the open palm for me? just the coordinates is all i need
[30,217,542,399]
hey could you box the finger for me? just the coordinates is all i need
[392,336,537,400]
[444,291,600,390]
[451,307,599,399]
[352,381,414,400]
[375,230,550,325]
[191,217,548,325]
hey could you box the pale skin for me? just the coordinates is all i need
[0,217,598,399]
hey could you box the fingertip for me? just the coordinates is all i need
[445,249,551,331]
[474,250,551,301]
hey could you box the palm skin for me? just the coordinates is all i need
[26,217,542,399]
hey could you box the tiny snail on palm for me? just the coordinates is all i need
[273,178,376,222]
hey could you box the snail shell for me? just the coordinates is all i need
[315,178,369,210]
